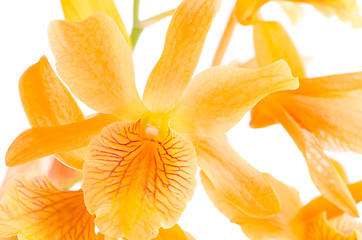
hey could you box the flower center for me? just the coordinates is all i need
[139,112,170,140]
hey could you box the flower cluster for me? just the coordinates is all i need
[1,0,362,239]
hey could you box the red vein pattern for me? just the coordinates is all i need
[83,120,197,240]
[0,176,96,240]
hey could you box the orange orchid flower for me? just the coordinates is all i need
[4,0,299,238]
[241,20,362,218]
[202,170,362,239]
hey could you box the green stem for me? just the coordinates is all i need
[130,0,142,48]
[137,9,175,29]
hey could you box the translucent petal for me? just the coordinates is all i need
[83,120,197,239]
[143,0,221,112]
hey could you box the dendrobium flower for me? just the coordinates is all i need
[4,0,299,239]
[234,0,362,27]
[201,170,362,239]
[244,20,362,218]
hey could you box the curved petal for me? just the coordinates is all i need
[49,13,146,119]
[201,171,301,239]
[272,102,358,217]
[60,0,132,47]
[292,180,362,224]
[301,212,358,240]
[170,60,298,136]
[249,96,278,128]
[6,114,118,169]
[0,176,96,240]
[19,56,87,168]
[278,2,304,25]
[142,0,221,112]
[82,120,197,239]
[192,135,281,217]
[281,91,362,154]
[234,0,266,25]
[295,72,362,95]
[153,225,191,240]
[253,21,306,78]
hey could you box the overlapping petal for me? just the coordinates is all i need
[170,60,298,136]
[0,176,96,240]
[49,13,146,119]
[193,136,281,217]
[201,171,301,239]
[142,0,221,112]
[18,56,86,169]
[6,114,118,169]
[83,120,197,239]
[271,102,358,217]
[253,21,306,78]
[60,0,131,47]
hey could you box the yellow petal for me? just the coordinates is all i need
[234,0,266,25]
[301,212,358,240]
[310,0,362,28]
[49,13,146,119]
[281,89,362,154]
[19,56,87,169]
[152,225,190,240]
[6,114,118,169]
[272,102,358,217]
[82,120,197,239]
[253,21,306,78]
[60,0,132,47]
[201,171,301,239]
[170,60,298,136]
[295,72,362,96]
[278,2,304,25]
[142,0,221,112]
[330,158,349,184]
[193,136,281,217]
[293,180,362,224]
[330,214,362,237]
[0,176,96,240]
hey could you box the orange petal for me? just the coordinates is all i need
[82,120,197,239]
[234,0,266,25]
[19,56,87,169]
[249,95,278,128]
[295,72,362,95]
[47,157,82,189]
[330,214,362,237]
[253,21,306,78]
[170,60,298,136]
[49,13,146,119]
[193,136,281,217]
[301,212,358,240]
[201,171,302,239]
[142,0,221,112]
[19,56,84,127]
[60,0,132,47]
[281,90,362,154]
[293,180,362,224]
[0,176,96,239]
[272,102,358,217]
[152,225,190,240]
[6,114,118,169]
[330,158,349,184]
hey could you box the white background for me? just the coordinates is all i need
[1,0,362,239]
